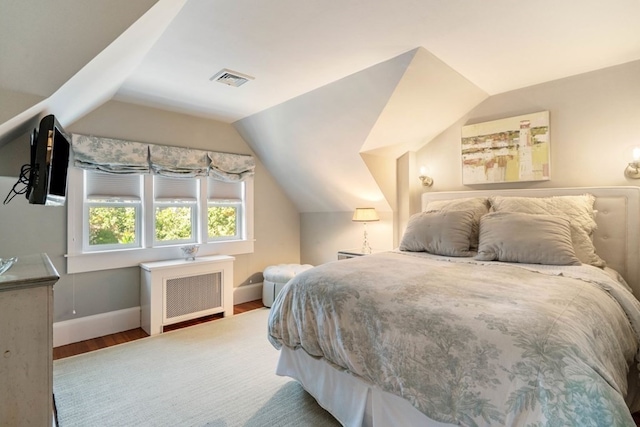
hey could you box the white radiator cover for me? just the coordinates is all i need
[140,255,235,336]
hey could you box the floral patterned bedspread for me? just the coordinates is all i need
[268,251,640,426]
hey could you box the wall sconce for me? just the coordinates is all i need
[418,166,434,187]
[352,207,379,254]
[624,147,640,179]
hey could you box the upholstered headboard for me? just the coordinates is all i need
[422,187,640,296]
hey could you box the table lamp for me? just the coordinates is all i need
[352,208,379,254]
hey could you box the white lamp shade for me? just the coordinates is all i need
[352,208,379,222]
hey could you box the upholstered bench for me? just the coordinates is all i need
[263,263,313,307]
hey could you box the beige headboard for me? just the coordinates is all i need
[422,187,640,296]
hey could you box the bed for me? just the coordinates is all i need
[268,187,640,426]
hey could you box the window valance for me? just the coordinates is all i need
[208,152,255,183]
[70,134,255,181]
[72,134,150,174]
[149,145,209,177]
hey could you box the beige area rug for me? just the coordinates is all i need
[53,308,341,426]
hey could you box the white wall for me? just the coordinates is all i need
[417,60,640,192]
[0,98,301,324]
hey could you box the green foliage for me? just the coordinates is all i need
[208,206,237,238]
[89,206,136,245]
[155,206,193,241]
[89,203,236,246]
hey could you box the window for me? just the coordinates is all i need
[83,172,142,251]
[208,203,239,239]
[153,176,198,245]
[207,179,243,241]
[67,168,254,274]
[155,204,195,242]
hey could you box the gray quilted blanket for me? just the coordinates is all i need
[268,251,640,426]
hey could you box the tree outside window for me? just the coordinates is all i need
[155,205,193,242]
[208,205,237,238]
[88,205,137,246]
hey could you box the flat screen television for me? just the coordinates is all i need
[26,114,71,206]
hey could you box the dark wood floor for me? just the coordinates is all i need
[53,299,264,360]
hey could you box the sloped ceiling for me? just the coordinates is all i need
[234,50,415,213]
[235,48,488,213]
[2,0,640,214]
[0,0,159,99]
[362,48,488,158]
[0,0,186,146]
[112,0,640,123]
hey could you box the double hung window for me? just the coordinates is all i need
[68,168,253,274]
[84,172,142,251]
[153,176,198,246]
[207,179,243,241]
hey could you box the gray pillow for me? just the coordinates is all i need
[475,211,581,265]
[489,194,604,267]
[399,210,475,257]
[425,197,489,251]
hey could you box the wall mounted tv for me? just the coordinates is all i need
[26,114,71,206]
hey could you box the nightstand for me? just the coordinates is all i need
[337,249,378,260]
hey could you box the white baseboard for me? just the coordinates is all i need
[233,282,263,305]
[53,307,141,348]
[53,285,263,347]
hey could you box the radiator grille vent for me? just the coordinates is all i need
[165,273,222,319]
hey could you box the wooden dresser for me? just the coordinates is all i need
[0,253,59,426]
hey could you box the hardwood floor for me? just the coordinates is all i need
[53,299,265,360]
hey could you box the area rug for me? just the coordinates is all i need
[53,308,340,426]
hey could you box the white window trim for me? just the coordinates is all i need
[66,167,254,274]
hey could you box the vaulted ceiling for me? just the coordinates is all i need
[2,0,639,212]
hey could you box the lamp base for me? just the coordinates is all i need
[361,223,372,254]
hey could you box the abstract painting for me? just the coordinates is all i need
[461,111,550,184]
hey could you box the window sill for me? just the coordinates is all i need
[66,240,254,274]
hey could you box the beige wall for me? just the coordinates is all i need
[0,89,45,176]
[300,211,394,266]
[416,60,640,194]
[0,98,300,322]
[395,152,423,247]
[0,88,44,124]
[302,60,640,263]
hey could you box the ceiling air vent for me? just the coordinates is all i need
[210,69,254,87]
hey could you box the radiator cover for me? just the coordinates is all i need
[140,255,235,336]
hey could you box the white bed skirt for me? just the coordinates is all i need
[276,346,452,427]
